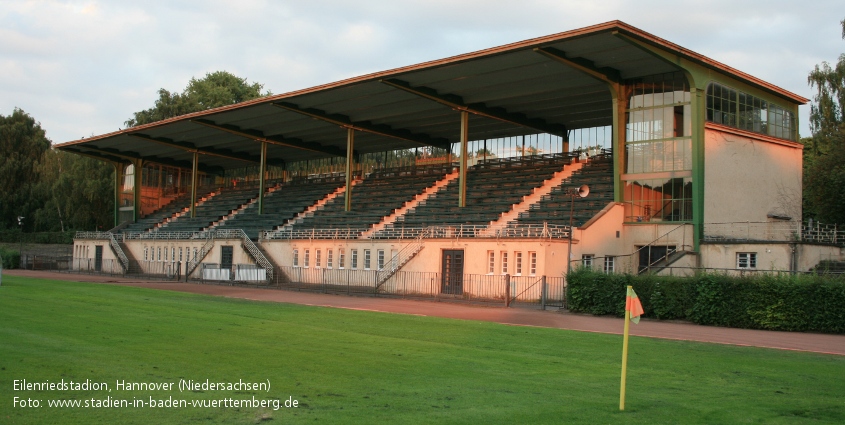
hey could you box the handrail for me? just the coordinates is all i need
[186,232,214,276]
[374,227,430,290]
[216,229,274,280]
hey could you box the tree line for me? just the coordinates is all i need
[0,71,268,232]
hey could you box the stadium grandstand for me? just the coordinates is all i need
[59,21,841,303]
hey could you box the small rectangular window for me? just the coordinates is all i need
[293,249,299,267]
[304,249,310,268]
[582,254,594,269]
[364,249,371,270]
[515,252,523,275]
[501,251,508,275]
[737,252,757,269]
[339,248,345,269]
[487,251,495,274]
[327,249,333,269]
[315,249,322,268]
[529,252,537,276]
[604,256,615,273]
[351,249,358,269]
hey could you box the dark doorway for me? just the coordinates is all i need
[637,245,676,273]
[221,246,233,271]
[94,245,103,272]
[441,250,464,295]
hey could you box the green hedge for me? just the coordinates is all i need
[0,247,20,269]
[566,269,845,334]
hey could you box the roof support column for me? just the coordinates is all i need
[133,159,143,223]
[190,152,199,219]
[258,141,267,215]
[112,162,121,227]
[690,87,705,252]
[345,128,354,212]
[612,88,627,203]
[458,111,469,208]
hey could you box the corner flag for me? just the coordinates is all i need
[626,286,644,324]
[620,285,643,410]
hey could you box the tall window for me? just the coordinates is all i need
[377,249,385,270]
[315,249,322,268]
[339,248,345,269]
[529,252,537,276]
[157,247,162,262]
[604,256,615,273]
[515,252,523,275]
[364,249,371,270]
[487,251,495,274]
[327,249,333,269]
[624,72,693,223]
[304,249,310,268]
[707,82,795,140]
[293,249,300,267]
[144,247,149,262]
[351,249,358,269]
[501,251,509,275]
[178,247,183,262]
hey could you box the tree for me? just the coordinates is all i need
[125,71,271,127]
[31,150,113,232]
[804,18,845,223]
[0,108,51,230]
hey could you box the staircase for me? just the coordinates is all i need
[374,228,430,291]
[186,232,215,276]
[363,169,459,238]
[117,241,140,274]
[272,179,360,233]
[106,233,129,273]
[641,248,695,274]
[484,160,583,235]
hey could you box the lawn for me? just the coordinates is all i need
[1,276,843,424]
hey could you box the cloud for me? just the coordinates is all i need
[0,0,841,143]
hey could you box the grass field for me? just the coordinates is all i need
[1,276,844,424]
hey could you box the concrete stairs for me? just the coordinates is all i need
[483,160,584,235]
[362,169,459,238]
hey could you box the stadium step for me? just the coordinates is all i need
[362,168,458,238]
[485,159,583,234]
[272,178,362,233]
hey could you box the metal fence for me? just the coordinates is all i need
[273,266,566,308]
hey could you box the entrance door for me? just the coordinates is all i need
[637,245,676,273]
[221,246,233,271]
[441,250,464,295]
[94,245,103,272]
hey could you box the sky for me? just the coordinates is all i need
[1,0,843,145]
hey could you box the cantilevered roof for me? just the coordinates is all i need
[56,20,808,174]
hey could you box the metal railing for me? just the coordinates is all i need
[215,229,274,280]
[374,228,430,289]
[272,266,566,308]
[186,232,215,276]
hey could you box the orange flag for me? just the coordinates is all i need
[626,286,644,324]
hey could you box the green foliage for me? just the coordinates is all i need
[31,150,113,231]
[0,108,51,231]
[804,18,845,222]
[0,246,20,268]
[567,269,845,333]
[125,71,271,127]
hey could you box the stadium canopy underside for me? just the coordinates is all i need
[55,21,802,175]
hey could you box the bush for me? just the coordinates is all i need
[0,247,20,269]
[566,269,845,334]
